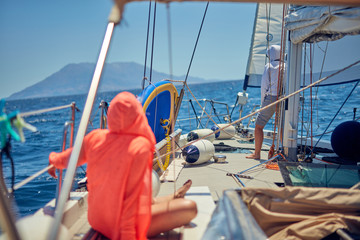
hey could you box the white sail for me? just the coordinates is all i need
[243,3,285,90]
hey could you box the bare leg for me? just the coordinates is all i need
[246,124,264,160]
[147,198,197,237]
[153,180,192,204]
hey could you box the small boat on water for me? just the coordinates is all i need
[0,0,360,239]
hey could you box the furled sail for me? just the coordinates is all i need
[285,5,360,86]
[285,6,360,44]
[243,3,285,90]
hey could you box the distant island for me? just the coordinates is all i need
[8,62,360,100]
[7,62,220,100]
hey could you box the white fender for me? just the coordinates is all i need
[183,139,215,165]
[178,134,188,148]
[187,129,215,143]
[152,169,160,197]
[211,123,236,140]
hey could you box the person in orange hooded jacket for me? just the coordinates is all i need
[48,92,197,239]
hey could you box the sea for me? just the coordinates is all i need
[2,80,359,218]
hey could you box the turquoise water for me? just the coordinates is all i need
[2,80,359,217]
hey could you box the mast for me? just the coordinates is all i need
[283,40,302,161]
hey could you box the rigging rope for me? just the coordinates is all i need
[229,96,239,121]
[310,80,360,155]
[310,44,314,151]
[173,1,209,129]
[154,60,360,162]
[149,1,157,84]
[300,41,330,157]
[268,4,287,159]
[300,44,307,157]
[314,42,329,131]
[8,165,54,193]
[166,4,173,79]
[20,104,74,118]
[184,2,209,84]
[142,0,153,90]
[188,99,204,128]
[210,100,222,123]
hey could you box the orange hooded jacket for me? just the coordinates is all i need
[49,92,156,240]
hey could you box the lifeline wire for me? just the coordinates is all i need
[154,59,360,162]
[20,104,73,117]
[184,2,209,83]
[238,154,281,174]
[149,1,157,84]
[9,165,54,193]
[311,80,360,153]
[142,0,152,89]
[166,3,174,79]
[173,2,209,126]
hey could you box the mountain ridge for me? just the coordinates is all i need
[7,62,219,100]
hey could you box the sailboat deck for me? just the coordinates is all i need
[149,137,284,240]
[68,136,284,240]
[158,138,283,202]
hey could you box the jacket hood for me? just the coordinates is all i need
[267,45,281,62]
[107,92,156,145]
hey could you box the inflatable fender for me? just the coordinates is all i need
[182,139,215,165]
[152,169,160,197]
[331,121,360,163]
[187,129,215,143]
[178,134,188,148]
[211,124,236,140]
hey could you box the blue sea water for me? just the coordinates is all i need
[1,80,359,218]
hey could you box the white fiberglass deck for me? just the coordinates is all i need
[150,137,284,240]
[61,136,284,240]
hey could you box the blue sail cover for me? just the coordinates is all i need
[202,190,267,240]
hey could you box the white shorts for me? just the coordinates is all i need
[255,95,277,127]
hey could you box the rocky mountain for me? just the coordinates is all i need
[8,62,213,100]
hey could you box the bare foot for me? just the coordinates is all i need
[174,179,192,198]
[246,154,260,160]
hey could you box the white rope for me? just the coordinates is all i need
[20,104,73,117]
[8,165,54,193]
[154,59,360,162]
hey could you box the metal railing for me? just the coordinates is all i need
[176,99,232,131]
[0,102,78,240]
[247,104,260,128]
[55,103,76,206]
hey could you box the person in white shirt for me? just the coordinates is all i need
[246,45,285,159]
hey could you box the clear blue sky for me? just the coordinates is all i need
[0,0,257,99]
[1,1,360,99]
